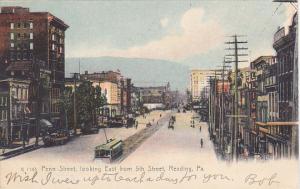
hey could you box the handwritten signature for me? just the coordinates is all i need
[244,173,280,186]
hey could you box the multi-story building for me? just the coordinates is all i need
[81,70,132,117]
[190,69,213,101]
[138,84,171,110]
[120,78,131,115]
[0,6,69,129]
[0,78,30,145]
[271,12,298,158]
[131,85,142,115]
[99,81,120,117]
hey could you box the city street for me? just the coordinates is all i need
[6,110,170,163]
[2,110,218,165]
[123,111,217,165]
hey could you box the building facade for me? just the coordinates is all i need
[272,12,298,158]
[0,78,30,146]
[0,6,69,130]
[81,70,132,117]
[190,69,213,101]
[138,84,170,110]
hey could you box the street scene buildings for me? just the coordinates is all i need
[188,11,298,161]
[0,1,298,167]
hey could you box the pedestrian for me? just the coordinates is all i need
[199,126,201,132]
[200,138,203,148]
[135,121,138,129]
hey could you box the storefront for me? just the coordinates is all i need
[256,121,298,159]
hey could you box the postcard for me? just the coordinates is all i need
[0,0,299,189]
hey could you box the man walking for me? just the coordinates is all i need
[199,126,202,132]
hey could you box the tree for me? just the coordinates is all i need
[93,85,106,125]
[59,81,106,132]
[74,81,106,131]
[76,81,94,130]
[59,86,73,130]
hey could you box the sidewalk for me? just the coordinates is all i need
[0,137,43,160]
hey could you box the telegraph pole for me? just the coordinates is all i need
[217,58,231,155]
[225,35,248,162]
[71,72,79,135]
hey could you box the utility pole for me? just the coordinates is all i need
[71,59,81,135]
[207,76,213,138]
[217,58,231,156]
[71,72,79,135]
[225,35,248,162]
[35,59,41,147]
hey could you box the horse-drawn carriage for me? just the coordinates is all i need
[168,116,176,130]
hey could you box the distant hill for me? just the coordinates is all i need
[65,57,190,92]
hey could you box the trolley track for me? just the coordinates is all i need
[113,112,172,163]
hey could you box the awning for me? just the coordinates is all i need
[266,134,287,143]
[39,119,53,128]
[256,122,299,126]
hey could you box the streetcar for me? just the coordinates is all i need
[94,139,123,162]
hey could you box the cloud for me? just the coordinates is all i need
[70,7,224,61]
[160,17,169,28]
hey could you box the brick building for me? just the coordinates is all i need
[0,6,69,129]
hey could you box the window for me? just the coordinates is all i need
[52,34,55,41]
[17,23,21,29]
[25,89,28,100]
[29,22,33,29]
[30,42,33,50]
[21,88,24,100]
[10,52,15,60]
[23,43,28,50]
[17,53,21,60]
[4,110,7,121]
[18,88,21,99]
[10,33,14,40]
[23,52,28,60]
[10,23,14,29]
[52,44,55,51]
[30,32,33,39]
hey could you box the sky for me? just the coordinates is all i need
[0,0,297,70]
